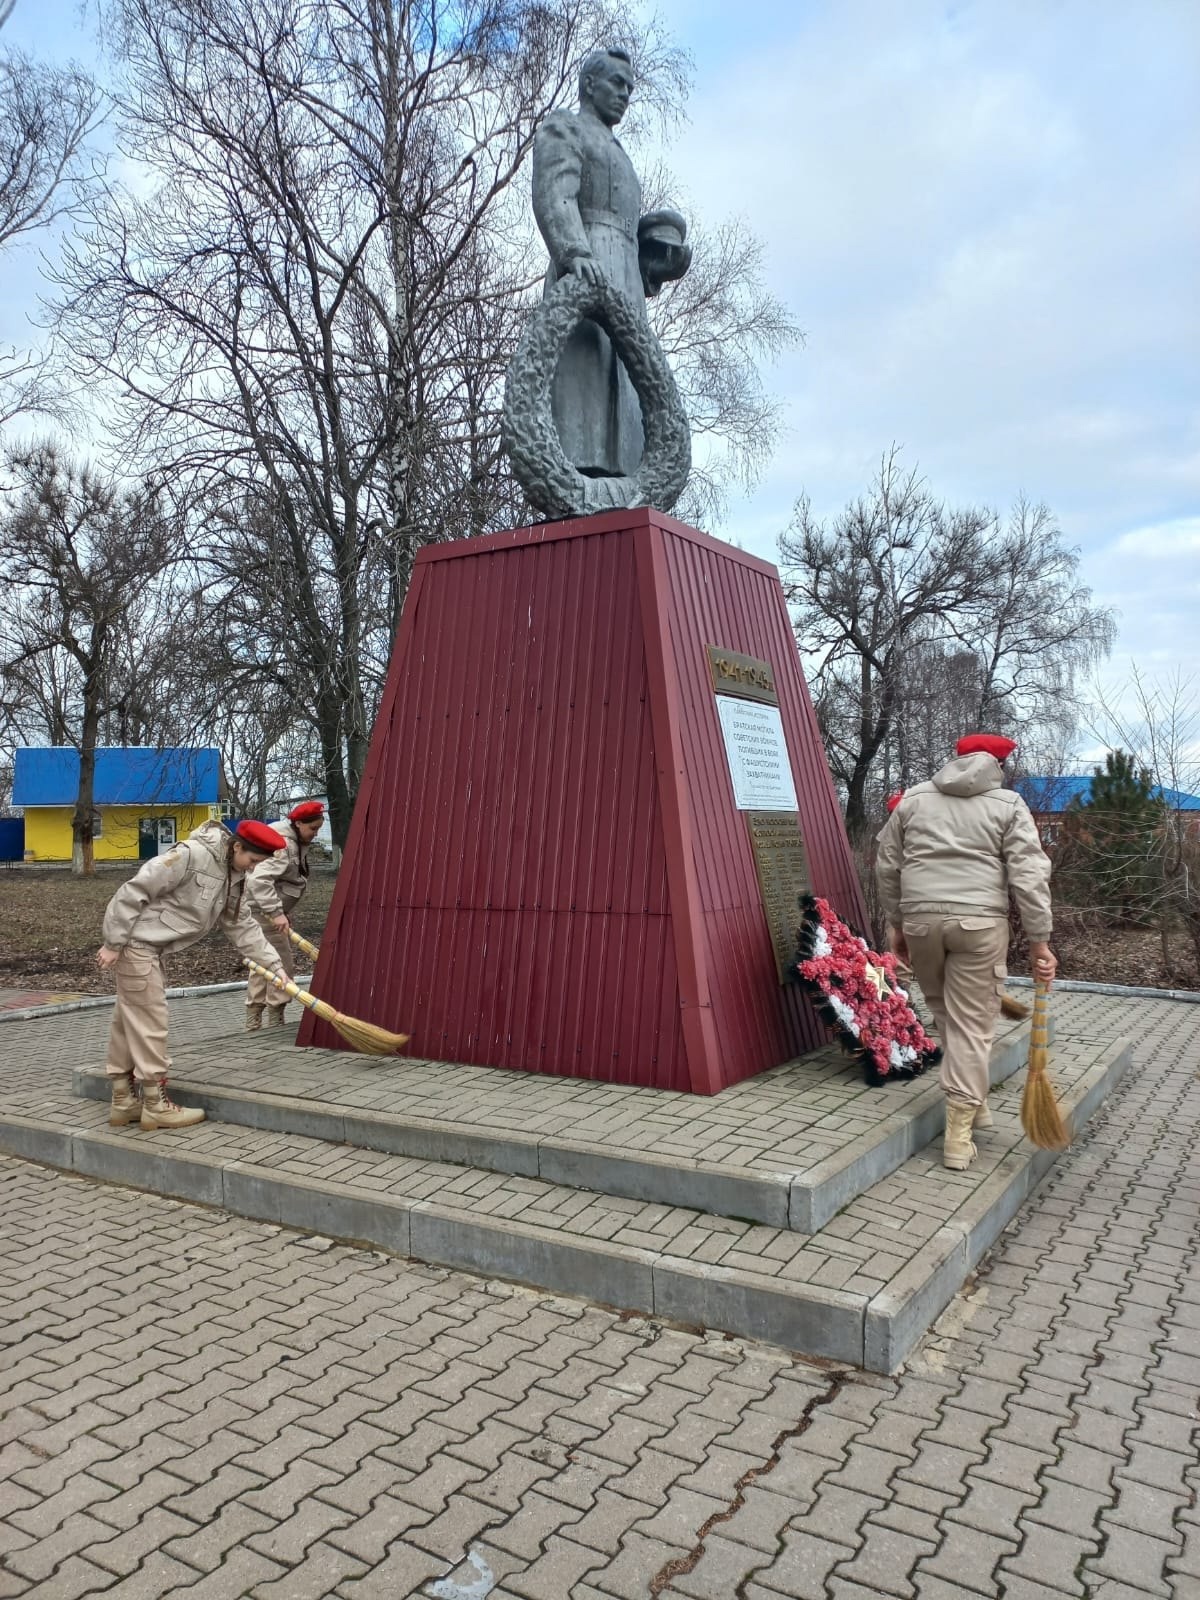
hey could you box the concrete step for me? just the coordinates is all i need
[72,1013,1041,1235]
[12,1029,1128,1374]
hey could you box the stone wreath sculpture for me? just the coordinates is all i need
[503,47,693,519]
[502,272,692,518]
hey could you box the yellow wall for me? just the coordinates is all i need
[21,805,215,862]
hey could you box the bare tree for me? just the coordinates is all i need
[780,449,1002,836]
[0,56,97,250]
[781,448,1115,836]
[53,0,696,844]
[54,0,801,845]
[0,10,102,423]
[1085,668,1200,975]
[882,633,990,795]
[0,443,179,873]
[955,496,1116,738]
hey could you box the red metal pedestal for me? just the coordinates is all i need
[298,508,867,1093]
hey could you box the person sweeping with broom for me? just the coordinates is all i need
[880,788,1031,1024]
[243,799,325,1031]
[875,734,1057,1170]
[96,818,290,1130]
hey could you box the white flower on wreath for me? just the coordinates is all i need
[827,994,860,1037]
[812,927,832,959]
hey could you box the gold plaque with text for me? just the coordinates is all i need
[707,645,779,705]
[746,810,811,984]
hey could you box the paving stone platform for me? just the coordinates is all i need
[73,1007,1042,1234]
[0,990,1132,1374]
[1,983,1195,1600]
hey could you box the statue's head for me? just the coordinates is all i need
[579,47,634,127]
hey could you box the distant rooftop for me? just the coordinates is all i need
[1016,774,1200,813]
[13,747,221,807]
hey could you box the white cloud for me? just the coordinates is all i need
[1111,518,1200,559]
[1085,519,1200,711]
[644,0,1200,704]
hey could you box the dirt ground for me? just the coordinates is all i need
[0,864,1195,996]
[0,865,336,994]
[1048,915,1199,992]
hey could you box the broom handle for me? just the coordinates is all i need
[1031,978,1050,1055]
[287,930,320,961]
[245,958,317,1012]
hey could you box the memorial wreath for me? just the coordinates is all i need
[795,894,942,1086]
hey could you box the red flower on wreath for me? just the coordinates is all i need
[794,896,941,1085]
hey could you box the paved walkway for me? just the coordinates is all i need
[0,993,1197,1597]
[10,984,1036,1175]
[0,989,82,1013]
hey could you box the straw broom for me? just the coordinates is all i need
[288,930,320,963]
[1020,979,1070,1150]
[289,930,400,1046]
[244,958,410,1056]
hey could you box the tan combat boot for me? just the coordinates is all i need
[943,1099,978,1170]
[265,1006,287,1028]
[140,1077,205,1131]
[108,1074,141,1128]
[245,1004,265,1032]
[973,1099,994,1132]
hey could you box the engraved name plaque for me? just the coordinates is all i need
[746,810,811,984]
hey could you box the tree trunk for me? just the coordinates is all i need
[71,700,101,877]
[314,682,353,850]
[844,759,872,842]
[1183,902,1200,981]
[323,757,354,852]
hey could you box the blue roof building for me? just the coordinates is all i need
[12,747,225,861]
[1016,775,1200,814]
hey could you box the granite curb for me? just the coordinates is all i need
[71,1019,1038,1236]
[1007,974,1200,1002]
[0,974,312,1024]
[10,1033,1132,1373]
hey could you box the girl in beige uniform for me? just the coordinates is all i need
[96,819,288,1130]
[876,735,1058,1171]
[244,800,324,1029]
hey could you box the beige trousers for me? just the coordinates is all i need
[104,943,170,1084]
[246,922,294,1010]
[902,913,1009,1106]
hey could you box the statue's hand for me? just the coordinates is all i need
[642,241,691,292]
[566,256,604,286]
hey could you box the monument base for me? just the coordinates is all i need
[299,507,868,1093]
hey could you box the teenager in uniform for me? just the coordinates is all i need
[876,734,1057,1170]
[243,799,325,1030]
[96,818,289,1130]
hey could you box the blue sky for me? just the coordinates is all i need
[3,0,1199,713]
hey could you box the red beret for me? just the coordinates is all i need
[956,733,1017,762]
[886,792,905,814]
[234,820,287,855]
[288,801,325,823]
